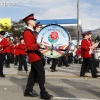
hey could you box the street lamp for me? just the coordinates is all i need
[77,0,80,46]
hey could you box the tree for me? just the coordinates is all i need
[0,20,25,37]
[10,20,25,37]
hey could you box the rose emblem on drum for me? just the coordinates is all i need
[48,31,59,44]
[37,24,71,58]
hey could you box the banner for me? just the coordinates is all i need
[0,18,11,31]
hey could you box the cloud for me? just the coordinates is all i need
[0,0,100,30]
[79,1,100,30]
[35,3,77,19]
[81,18,100,30]
[0,0,73,7]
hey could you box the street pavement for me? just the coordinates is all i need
[0,63,100,100]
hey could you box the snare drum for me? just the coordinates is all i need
[94,48,100,59]
[37,24,71,58]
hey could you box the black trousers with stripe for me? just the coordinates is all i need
[80,57,97,77]
[25,60,46,95]
[50,58,58,70]
[18,54,27,71]
[0,53,6,75]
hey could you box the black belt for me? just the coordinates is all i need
[27,50,34,53]
[27,50,41,56]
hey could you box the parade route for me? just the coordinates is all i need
[0,63,100,100]
[53,97,94,100]
[1,1,100,100]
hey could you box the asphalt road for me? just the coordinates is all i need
[0,63,100,100]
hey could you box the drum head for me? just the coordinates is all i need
[37,24,71,58]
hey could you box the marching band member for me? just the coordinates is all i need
[5,36,11,68]
[10,40,15,63]
[50,58,58,72]
[23,14,53,99]
[0,31,10,77]
[87,31,99,73]
[33,21,42,34]
[58,55,69,67]
[18,37,28,72]
[14,40,20,66]
[80,31,100,78]
[75,45,82,63]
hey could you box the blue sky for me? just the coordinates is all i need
[0,0,100,30]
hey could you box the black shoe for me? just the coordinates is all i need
[0,74,5,78]
[6,66,11,68]
[54,69,58,72]
[5,64,10,68]
[18,69,23,71]
[58,65,61,67]
[51,69,58,72]
[50,67,52,69]
[24,91,38,97]
[93,75,100,78]
[66,65,70,67]
[18,70,21,71]
[51,69,55,72]
[41,94,53,100]
[25,70,28,73]
[96,71,99,73]
[80,75,86,77]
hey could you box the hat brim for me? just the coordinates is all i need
[88,33,92,34]
[32,18,36,21]
[29,18,36,21]
[82,33,88,36]
[23,18,36,22]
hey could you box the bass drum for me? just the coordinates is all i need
[37,24,71,58]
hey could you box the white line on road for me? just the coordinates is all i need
[53,97,96,100]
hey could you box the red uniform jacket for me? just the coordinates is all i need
[0,38,10,54]
[10,45,15,54]
[76,48,81,56]
[5,39,10,53]
[19,43,26,55]
[14,45,19,56]
[81,38,92,58]
[23,29,41,62]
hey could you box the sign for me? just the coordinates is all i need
[0,18,11,31]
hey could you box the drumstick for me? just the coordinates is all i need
[41,36,44,43]
[39,36,44,48]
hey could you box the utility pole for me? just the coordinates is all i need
[77,0,80,46]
